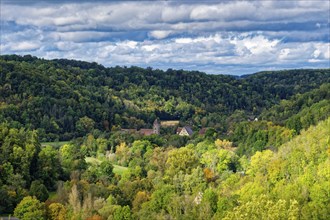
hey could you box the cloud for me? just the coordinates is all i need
[3,1,328,34]
[5,41,40,52]
[149,30,173,39]
[230,35,280,56]
[50,31,114,43]
[161,5,191,23]
[1,0,329,75]
[190,1,257,21]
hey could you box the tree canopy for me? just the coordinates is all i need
[1,55,329,219]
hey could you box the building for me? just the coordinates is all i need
[153,119,160,135]
[176,126,193,136]
[139,129,155,136]
[138,119,160,136]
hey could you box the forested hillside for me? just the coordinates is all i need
[1,55,329,141]
[260,83,330,133]
[1,116,329,219]
[1,55,330,219]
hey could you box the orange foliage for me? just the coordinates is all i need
[203,168,216,182]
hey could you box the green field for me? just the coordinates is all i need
[113,164,129,175]
[85,157,128,175]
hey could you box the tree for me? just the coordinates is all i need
[166,147,199,177]
[76,116,95,136]
[143,185,175,214]
[59,143,87,173]
[97,195,117,218]
[201,149,239,174]
[99,160,114,184]
[147,147,168,174]
[68,184,81,217]
[113,205,132,220]
[0,126,41,184]
[36,145,62,189]
[247,150,274,176]
[215,139,233,150]
[14,196,46,220]
[222,195,299,220]
[115,142,130,166]
[202,188,218,214]
[132,191,149,212]
[47,203,67,220]
[29,180,49,202]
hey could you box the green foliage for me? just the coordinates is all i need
[261,83,330,133]
[36,145,62,189]
[14,196,46,220]
[76,116,95,136]
[113,205,132,220]
[202,188,218,214]
[97,160,115,184]
[1,55,329,141]
[29,180,49,202]
[247,150,274,176]
[97,195,116,218]
[232,121,294,156]
[143,185,175,213]
[4,118,329,218]
[0,123,42,213]
[47,203,67,220]
[223,195,299,220]
[0,124,40,184]
[2,55,330,219]
[201,145,239,174]
[113,164,129,175]
[59,143,87,174]
[166,147,199,177]
[222,117,330,220]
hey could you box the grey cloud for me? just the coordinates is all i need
[1,0,329,75]
[3,1,328,32]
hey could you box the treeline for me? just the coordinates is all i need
[1,55,329,141]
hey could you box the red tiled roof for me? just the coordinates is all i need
[139,129,154,136]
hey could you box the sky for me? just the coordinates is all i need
[1,0,329,75]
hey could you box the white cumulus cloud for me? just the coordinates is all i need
[1,0,329,75]
[9,42,40,51]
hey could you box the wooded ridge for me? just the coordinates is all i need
[1,55,329,141]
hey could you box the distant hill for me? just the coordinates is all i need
[1,54,329,140]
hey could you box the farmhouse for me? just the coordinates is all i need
[177,126,193,136]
